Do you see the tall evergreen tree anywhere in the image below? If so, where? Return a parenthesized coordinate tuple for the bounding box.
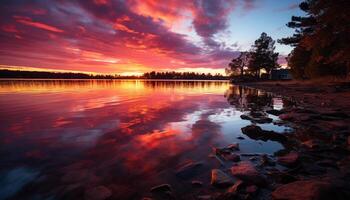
(249, 32, 279, 77)
(280, 0, 350, 78)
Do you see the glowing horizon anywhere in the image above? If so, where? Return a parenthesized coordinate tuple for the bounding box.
(0, 0, 301, 75)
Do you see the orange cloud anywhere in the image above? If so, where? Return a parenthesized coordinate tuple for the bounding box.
(14, 16, 64, 33)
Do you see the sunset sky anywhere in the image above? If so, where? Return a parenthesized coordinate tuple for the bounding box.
(0, 0, 303, 75)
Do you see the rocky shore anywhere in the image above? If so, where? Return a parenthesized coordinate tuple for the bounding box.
(144, 81, 350, 200)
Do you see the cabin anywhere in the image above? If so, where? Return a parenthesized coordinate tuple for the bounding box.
(270, 69, 293, 80)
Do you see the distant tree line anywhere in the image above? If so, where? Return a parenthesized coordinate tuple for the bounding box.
(0, 69, 228, 80)
(225, 32, 279, 80)
(143, 71, 228, 80)
(278, 0, 350, 79)
(0, 69, 137, 79)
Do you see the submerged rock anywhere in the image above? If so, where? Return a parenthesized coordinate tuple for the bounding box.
(266, 109, 284, 116)
(211, 169, 234, 187)
(85, 186, 112, 200)
(175, 161, 203, 179)
(227, 143, 240, 151)
(277, 152, 299, 167)
(272, 180, 333, 200)
(231, 161, 265, 185)
(191, 180, 203, 187)
(241, 125, 287, 143)
(223, 153, 241, 162)
(150, 184, 172, 193)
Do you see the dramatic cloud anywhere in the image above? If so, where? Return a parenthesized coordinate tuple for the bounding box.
(0, 0, 262, 74)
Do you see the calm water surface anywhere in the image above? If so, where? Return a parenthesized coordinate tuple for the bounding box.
(0, 80, 291, 200)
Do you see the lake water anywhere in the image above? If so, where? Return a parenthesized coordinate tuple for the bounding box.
(0, 80, 292, 200)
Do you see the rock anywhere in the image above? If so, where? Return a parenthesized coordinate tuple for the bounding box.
(85, 186, 112, 200)
(227, 143, 240, 151)
(175, 161, 203, 179)
(197, 195, 212, 200)
(277, 152, 299, 167)
(302, 140, 322, 149)
(150, 184, 172, 193)
(261, 154, 275, 166)
(241, 125, 287, 143)
(237, 136, 245, 140)
(266, 109, 284, 116)
(240, 114, 272, 124)
(241, 114, 252, 120)
(272, 180, 333, 200)
(254, 117, 273, 124)
(223, 153, 241, 162)
(191, 180, 203, 187)
(246, 185, 258, 195)
(231, 161, 265, 185)
(211, 169, 234, 187)
(227, 180, 244, 194)
(279, 113, 294, 121)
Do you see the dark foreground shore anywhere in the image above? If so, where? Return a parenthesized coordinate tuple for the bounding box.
(148, 81, 350, 200)
(222, 81, 350, 200)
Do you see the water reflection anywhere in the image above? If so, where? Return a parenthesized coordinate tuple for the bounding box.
(0, 80, 291, 199)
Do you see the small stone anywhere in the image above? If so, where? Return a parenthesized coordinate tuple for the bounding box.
(237, 136, 245, 140)
(231, 161, 265, 185)
(277, 152, 299, 167)
(246, 185, 258, 195)
(227, 143, 240, 151)
(272, 180, 333, 200)
(150, 184, 172, 193)
(197, 195, 212, 200)
(211, 169, 234, 187)
(175, 161, 203, 179)
(266, 109, 284, 116)
(85, 186, 112, 200)
(227, 180, 244, 194)
(191, 180, 203, 187)
(223, 153, 241, 162)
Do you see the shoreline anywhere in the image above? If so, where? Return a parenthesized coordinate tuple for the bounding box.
(230, 81, 350, 200)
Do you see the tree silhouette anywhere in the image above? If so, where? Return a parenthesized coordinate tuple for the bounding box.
(279, 0, 350, 78)
(249, 32, 279, 77)
(226, 52, 249, 77)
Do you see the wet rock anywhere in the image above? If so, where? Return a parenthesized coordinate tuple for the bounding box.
(223, 153, 241, 162)
(175, 161, 203, 179)
(266, 109, 284, 116)
(266, 169, 297, 184)
(191, 180, 203, 187)
(240, 114, 252, 120)
(231, 161, 265, 185)
(211, 169, 234, 187)
(302, 140, 322, 149)
(277, 152, 299, 167)
(227, 180, 244, 194)
(197, 195, 212, 200)
(85, 186, 112, 200)
(261, 154, 275, 166)
(237, 136, 245, 140)
(150, 184, 172, 193)
(272, 180, 333, 200)
(240, 114, 273, 124)
(279, 113, 294, 121)
(246, 185, 258, 195)
(227, 143, 240, 151)
(241, 125, 287, 143)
